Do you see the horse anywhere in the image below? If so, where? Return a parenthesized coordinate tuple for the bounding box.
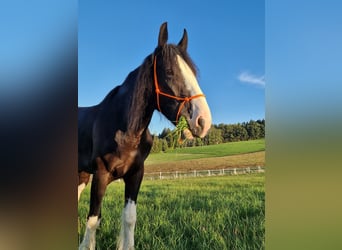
(78, 22, 212, 250)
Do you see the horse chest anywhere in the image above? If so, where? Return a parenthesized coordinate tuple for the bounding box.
(114, 149, 138, 177)
(100, 137, 141, 179)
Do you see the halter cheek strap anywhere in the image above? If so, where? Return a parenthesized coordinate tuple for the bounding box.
(153, 56, 205, 123)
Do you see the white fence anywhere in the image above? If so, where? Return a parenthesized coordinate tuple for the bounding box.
(143, 166, 265, 180)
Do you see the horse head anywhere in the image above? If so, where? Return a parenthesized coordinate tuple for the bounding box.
(153, 22, 212, 138)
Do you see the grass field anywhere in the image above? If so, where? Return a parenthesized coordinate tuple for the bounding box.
(145, 139, 265, 164)
(145, 139, 265, 173)
(78, 174, 265, 249)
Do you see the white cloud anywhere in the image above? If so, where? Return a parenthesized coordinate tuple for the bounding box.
(237, 71, 265, 87)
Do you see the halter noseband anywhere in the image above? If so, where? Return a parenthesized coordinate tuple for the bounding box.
(153, 56, 205, 123)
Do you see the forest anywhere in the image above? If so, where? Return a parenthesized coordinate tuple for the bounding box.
(151, 119, 265, 153)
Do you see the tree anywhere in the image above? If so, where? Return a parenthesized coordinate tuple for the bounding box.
(161, 138, 168, 151)
(159, 128, 171, 138)
(222, 124, 235, 142)
(150, 119, 265, 151)
(245, 120, 262, 140)
(257, 119, 265, 138)
(205, 126, 223, 145)
(151, 136, 162, 153)
(232, 124, 248, 141)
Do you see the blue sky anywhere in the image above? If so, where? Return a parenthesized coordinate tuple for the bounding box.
(78, 0, 265, 134)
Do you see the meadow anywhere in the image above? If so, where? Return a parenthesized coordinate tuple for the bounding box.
(78, 174, 265, 250)
(145, 139, 265, 173)
(145, 139, 265, 164)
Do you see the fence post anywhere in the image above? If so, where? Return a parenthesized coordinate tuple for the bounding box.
(159, 172, 162, 179)
(233, 168, 237, 175)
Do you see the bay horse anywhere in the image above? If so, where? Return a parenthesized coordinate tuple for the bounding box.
(78, 22, 212, 250)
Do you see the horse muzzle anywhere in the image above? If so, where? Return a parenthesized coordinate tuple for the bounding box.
(188, 98, 212, 138)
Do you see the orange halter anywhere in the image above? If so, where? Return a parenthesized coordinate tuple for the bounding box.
(153, 56, 205, 123)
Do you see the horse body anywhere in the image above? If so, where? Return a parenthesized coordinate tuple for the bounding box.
(78, 65, 154, 250)
(78, 22, 211, 250)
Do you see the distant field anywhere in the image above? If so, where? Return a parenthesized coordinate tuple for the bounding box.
(146, 139, 265, 164)
(79, 174, 265, 249)
(145, 151, 264, 173)
(145, 139, 265, 173)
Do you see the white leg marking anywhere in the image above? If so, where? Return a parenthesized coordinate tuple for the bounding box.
(117, 199, 136, 250)
(79, 215, 100, 250)
(78, 183, 86, 202)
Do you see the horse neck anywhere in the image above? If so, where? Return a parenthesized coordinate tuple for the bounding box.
(125, 63, 155, 134)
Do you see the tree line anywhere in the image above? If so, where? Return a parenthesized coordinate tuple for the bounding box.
(151, 119, 265, 153)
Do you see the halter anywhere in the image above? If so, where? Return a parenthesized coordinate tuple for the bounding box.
(153, 56, 205, 123)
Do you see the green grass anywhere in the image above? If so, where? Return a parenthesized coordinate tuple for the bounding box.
(146, 139, 265, 165)
(79, 174, 265, 249)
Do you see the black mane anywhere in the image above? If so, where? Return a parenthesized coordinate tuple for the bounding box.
(127, 54, 154, 132)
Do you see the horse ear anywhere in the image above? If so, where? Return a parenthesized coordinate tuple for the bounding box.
(158, 22, 168, 47)
(178, 28, 188, 51)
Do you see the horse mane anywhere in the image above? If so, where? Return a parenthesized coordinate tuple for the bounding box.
(127, 54, 154, 132)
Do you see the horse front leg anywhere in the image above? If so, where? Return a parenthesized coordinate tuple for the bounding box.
(79, 157, 113, 250)
(117, 164, 144, 250)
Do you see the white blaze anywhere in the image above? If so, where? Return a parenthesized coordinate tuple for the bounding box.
(176, 55, 203, 96)
(117, 199, 137, 250)
(176, 55, 212, 137)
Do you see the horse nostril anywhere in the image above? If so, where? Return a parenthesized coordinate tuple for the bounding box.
(198, 117, 205, 129)
(192, 116, 208, 138)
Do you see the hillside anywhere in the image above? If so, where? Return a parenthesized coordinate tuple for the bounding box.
(145, 139, 265, 173)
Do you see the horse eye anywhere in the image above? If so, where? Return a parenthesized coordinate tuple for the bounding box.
(165, 69, 173, 76)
